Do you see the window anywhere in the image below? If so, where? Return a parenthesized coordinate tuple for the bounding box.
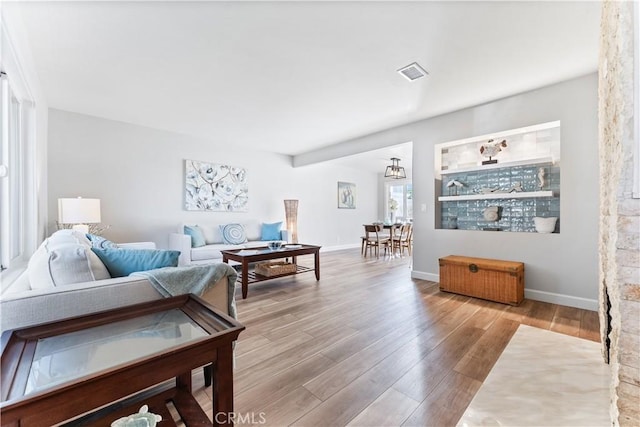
(385, 181, 413, 222)
(0, 72, 28, 271)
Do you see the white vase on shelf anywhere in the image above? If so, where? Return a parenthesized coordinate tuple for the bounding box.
(534, 217, 557, 233)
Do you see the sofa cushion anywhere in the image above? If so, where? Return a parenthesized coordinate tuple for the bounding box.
(92, 248, 180, 277)
(28, 245, 56, 289)
(261, 222, 283, 241)
(51, 245, 111, 285)
(243, 220, 262, 241)
(4, 270, 30, 295)
(184, 225, 206, 248)
(48, 229, 92, 247)
(198, 224, 223, 245)
(29, 230, 111, 290)
(29, 243, 111, 289)
(191, 244, 241, 261)
(220, 223, 248, 245)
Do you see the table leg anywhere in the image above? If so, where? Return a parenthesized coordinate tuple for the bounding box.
(204, 364, 213, 387)
(176, 371, 192, 393)
(213, 345, 234, 426)
(242, 261, 249, 299)
(314, 250, 320, 280)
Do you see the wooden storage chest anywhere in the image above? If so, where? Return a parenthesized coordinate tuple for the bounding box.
(439, 255, 524, 306)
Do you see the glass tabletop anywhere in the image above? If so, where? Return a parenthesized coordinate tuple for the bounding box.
(24, 309, 208, 395)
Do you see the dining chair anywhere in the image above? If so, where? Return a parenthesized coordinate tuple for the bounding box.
(389, 223, 403, 255)
(393, 223, 413, 256)
(362, 224, 390, 258)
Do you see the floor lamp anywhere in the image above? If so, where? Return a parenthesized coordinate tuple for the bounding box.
(284, 200, 298, 244)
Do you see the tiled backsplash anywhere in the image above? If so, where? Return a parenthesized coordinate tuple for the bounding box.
(439, 164, 560, 233)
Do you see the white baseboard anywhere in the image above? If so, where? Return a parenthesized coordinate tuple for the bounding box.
(409, 271, 598, 311)
(411, 270, 439, 282)
(524, 289, 598, 311)
(320, 243, 360, 252)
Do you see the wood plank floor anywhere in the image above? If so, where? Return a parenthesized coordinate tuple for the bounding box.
(186, 248, 600, 426)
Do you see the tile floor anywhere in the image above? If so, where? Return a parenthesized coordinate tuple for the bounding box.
(457, 324, 610, 427)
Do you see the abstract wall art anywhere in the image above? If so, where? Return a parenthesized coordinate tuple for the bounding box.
(185, 159, 248, 211)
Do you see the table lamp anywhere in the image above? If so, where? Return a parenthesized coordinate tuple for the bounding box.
(58, 197, 101, 234)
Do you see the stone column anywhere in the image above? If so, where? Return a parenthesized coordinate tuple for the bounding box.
(598, 1, 639, 425)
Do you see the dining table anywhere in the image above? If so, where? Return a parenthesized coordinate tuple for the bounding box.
(366, 223, 407, 256)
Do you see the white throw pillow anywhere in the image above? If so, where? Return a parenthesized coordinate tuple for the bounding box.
(198, 224, 223, 244)
(28, 245, 56, 289)
(49, 245, 110, 286)
(47, 229, 92, 247)
(243, 221, 261, 241)
(28, 234, 111, 290)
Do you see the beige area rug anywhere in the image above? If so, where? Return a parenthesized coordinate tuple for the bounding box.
(457, 325, 610, 427)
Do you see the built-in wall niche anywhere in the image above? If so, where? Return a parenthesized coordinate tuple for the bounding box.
(434, 121, 561, 233)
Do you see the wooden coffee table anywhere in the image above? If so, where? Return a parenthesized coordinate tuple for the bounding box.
(221, 244, 321, 299)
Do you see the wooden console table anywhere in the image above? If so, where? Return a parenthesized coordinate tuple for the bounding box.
(222, 244, 321, 299)
(0, 295, 244, 426)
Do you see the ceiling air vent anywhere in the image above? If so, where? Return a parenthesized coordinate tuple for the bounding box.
(397, 62, 428, 81)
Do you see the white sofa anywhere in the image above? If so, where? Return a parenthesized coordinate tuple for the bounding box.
(169, 220, 288, 266)
(1, 232, 234, 333)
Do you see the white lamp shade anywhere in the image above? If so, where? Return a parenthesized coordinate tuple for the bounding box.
(58, 198, 101, 224)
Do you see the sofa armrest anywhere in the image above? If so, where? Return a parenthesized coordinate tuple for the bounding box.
(280, 229, 289, 242)
(199, 276, 230, 316)
(169, 233, 191, 266)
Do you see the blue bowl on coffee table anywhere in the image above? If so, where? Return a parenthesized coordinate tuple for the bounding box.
(268, 241, 283, 251)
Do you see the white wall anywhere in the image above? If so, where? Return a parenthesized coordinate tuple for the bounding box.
(297, 74, 599, 310)
(47, 109, 378, 250)
(48, 74, 599, 309)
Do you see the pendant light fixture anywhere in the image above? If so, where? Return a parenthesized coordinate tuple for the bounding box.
(384, 157, 406, 179)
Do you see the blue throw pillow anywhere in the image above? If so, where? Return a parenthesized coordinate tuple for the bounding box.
(261, 222, 282, 241)
(86, 233, 119, 249)
(184, 225, 206, 248)
(219, 223, 247, 245)
(91, 248, 180, 277)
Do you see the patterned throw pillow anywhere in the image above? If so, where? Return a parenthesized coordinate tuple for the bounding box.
(86, 233, 119, 249)
(219, 223, 248, 245)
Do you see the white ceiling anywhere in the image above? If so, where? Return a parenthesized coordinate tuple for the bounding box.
(330, 141, 413, 174)
(9, 1, 600, 159)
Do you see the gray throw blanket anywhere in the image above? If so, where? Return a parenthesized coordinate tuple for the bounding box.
(131, 263, 238, 319)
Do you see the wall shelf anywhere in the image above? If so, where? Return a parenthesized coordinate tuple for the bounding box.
(438, 191, 554, 202)
(440, 157, 554, 175)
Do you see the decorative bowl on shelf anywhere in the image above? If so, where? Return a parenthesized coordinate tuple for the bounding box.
(267, 241, 283, 250)
(534, 217, 557, 233)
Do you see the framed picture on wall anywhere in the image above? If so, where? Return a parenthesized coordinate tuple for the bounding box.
(337, 182, 356, 209)
(184, 159, 248, 211)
